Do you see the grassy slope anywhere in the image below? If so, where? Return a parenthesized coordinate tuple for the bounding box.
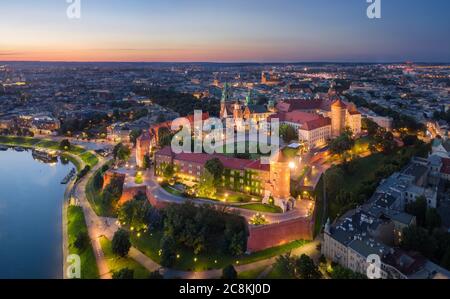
(67, 206, 99, 279)
(0, 136, 99, 168)
(131, 230, 308, 272)
(99, 236, 150, 279)
(239, 203, 283, 214)
(85, 167, 116, 217)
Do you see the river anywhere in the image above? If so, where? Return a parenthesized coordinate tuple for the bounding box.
(0, 148, 72, 279)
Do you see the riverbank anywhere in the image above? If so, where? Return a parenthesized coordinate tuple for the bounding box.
(0, 136, 101, 279)
(0, 136, 99, 168)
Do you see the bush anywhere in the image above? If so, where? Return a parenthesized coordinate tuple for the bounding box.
(112, 268, 134, 279)
(74, 231, 89, 252)
(112, 229, 131, 257)
(160, 235, 176, 267)
(148, 270, 164, 279)
(222, 265, 237, 279)
(77, 165, 91, 181)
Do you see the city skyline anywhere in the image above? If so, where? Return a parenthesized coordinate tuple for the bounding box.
(1, 0, 450, 63)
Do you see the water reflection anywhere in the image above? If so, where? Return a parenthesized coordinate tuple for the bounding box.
(0, 148, 72, 279)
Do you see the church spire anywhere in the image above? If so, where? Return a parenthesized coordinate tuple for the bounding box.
(245, 89, 253, 106)
(221, 82, 230, 103)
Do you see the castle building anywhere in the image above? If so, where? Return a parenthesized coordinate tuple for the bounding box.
(135, 112, 209, 168)
(154, 147, 294, 211)
(276, 98, 362, 138)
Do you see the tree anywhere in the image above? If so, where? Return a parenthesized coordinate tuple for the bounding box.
(330, 264, 366, 279)
(112, 268, 134, 279)
(274, 254, 296, 278)
(295, 254, 322, 279)
(93, 171, 104, 190)
(112, 229, 131, 257)
(142, 154, 151, 170)
(362, 118, 379, 136)
(425, 208, 442, 231)
(156, 114, 166, 123)
(113, 143, 131, 161)
(401, 226, 437, 258)
(222, 265, 237, 279)
(102, 176, 124, 205)
(129, 129, 143, 146)
(74, 232, 89, 251)
(406, 196, 427, 226)
(160, 235, 177, 267)
(163, 163, 175, 180)
(280, 124, 298, 143)
(148, 270, 164, 279)
(205, 158, 224, 184)
(402, 134, 419, 146)
(329, 129, 354, 158)
(196, 171, 217, 198)
(158, 127, 173, 148)
(59, 139, 71, 150)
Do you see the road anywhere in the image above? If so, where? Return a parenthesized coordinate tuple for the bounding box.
(145, 170, 312, 223)
(72, 158, 114, 279)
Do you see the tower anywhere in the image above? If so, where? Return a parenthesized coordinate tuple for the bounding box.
(268, 99, 275, 112)
(220, 83, 231, 119)
(267, 150, 291, 200)
(136, 132, 151, 168)
(233, 101, 242, 119)
(245, 89, 253, 106)
(331, 99, 347, 137)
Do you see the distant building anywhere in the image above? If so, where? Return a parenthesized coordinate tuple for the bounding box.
(359, 107, 394, 131)
(276, 98, 362, 138)
(220, 85, 273, 123)
(261, 72, 280, 86)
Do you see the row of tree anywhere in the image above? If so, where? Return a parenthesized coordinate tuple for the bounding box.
(401, 197, 450, 270)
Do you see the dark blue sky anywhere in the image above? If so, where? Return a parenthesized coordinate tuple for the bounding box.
(1, 0, 449, 62)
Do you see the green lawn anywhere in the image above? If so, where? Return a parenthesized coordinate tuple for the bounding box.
(265, 263, 295, 279)
(61, 153, 82, 171)
(325, 143, 429, 220)
(67, 206, 99, 279)
(0, 135, 99, 168)
(239, 203, 283, 214)
(99, 236, 150, 279)
(79, 151, 99, 168)
(238, 266, 268, 279)
(0, 135, 42, 146)
(161, 183, 185, 197)
(131, 230, 308, 272)
(36, 139, 60, 149)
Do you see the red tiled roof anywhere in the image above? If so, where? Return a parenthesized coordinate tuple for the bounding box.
(277, 99, 325, 112)
(270, 111, 319, 124)
(302, 117, 332, 131)
(270, 111, 331, 131)
(246, 160, 270, 172)
(155, 147, 270, 172)
(155, 146, 174, 157)
(441, 158, 450, 175)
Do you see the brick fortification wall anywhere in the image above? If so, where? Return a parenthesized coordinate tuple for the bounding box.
(247, 217, 314, 253)
(102, 171, 126, 190)
(119, 185, 148, 205)
(146, 189, 169, 210)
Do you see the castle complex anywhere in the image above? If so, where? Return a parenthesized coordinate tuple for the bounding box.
(134, 84, 362, 211)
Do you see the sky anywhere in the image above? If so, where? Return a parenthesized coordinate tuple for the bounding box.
(0, 0, 449, 63)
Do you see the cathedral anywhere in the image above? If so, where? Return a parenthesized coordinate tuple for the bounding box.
(219, 83, 274, 123)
